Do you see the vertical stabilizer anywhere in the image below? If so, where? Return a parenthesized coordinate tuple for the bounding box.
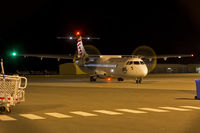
(77, 36, 88, 58)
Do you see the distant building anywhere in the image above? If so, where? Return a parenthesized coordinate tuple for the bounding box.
(59, 63, 86, 75)
(152, 64, 200, 73)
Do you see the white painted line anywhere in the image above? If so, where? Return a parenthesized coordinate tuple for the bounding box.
(116, 109, 147, 114)
(70, 111, 98, 116)
(93, 110, 123, 115)
(45, 113, 72, 118)
(0, 115, 16, 121)
(139, 108, 170, 112)
(159, 107, 192, 111)
(180, 106, 200, 110)
(19, 114, 46, 120)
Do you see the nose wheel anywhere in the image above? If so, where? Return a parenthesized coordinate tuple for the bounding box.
(117, 77, 124, 81)
(136, 78, 142, 84)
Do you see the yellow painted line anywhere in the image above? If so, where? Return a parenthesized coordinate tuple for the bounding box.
(70, 111, 98, 116)
(139, 108, 170, 112)
(93, 110, 123, 115)
(0, 115, 16, 121)
(180, 106, 200, 110)
(116, 109, 147, 114)
(159, 107, 192, 111)
(20, 114, 46, 120)
(45, 113, 72, 118)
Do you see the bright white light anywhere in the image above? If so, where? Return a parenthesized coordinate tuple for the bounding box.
(100, 55, 122, 58)
(69, 37, 73, 40)
(84, 64, 117, 68)
(110, 69, 114, 73)
(87, 37, 90, 40)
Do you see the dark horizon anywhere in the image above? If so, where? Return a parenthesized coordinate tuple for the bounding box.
(0, 0, 200, 73)
(0, 1, 200, 54)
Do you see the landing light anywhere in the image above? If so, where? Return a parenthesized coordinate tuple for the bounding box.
(107, 77, 111, 81)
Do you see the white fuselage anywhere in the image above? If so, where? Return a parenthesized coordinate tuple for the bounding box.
(77, 57, 148, 79)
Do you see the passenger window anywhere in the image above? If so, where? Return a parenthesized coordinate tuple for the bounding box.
(134, 61, 140, 65)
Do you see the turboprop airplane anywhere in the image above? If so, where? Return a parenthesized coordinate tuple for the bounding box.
(16, 32, 193, 83)
(71, 35, 194, 83)
(75, 35, 148, 83)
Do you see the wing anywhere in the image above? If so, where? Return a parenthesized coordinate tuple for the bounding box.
(18, 54, 74, 60)
(17, 53, 193, 63)
(87, 54, 194, 61)
(141, 54, 194, 61)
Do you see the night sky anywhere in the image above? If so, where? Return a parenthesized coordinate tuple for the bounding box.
(0, 0, 200, 72)
(56, 0, 200, 55)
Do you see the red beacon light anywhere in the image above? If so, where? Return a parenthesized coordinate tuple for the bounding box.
(76, 31, 80, 36)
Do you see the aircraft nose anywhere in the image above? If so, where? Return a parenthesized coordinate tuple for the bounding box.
(140, 66, 148, 77)
(143, 67, 148, 77)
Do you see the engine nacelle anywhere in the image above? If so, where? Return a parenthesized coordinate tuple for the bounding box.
(94, 70, 107, 78)
(77, 56, 90, 66)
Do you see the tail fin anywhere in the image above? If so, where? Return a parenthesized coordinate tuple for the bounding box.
(77, 36, 88, 58)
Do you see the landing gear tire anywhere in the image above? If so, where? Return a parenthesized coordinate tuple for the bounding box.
(0, 106, 6, 113)
(5, 107, 11, 113)
(0, 106, 11, 114)
(90, 76, 96, 82)
(117, 78, 124, 81)
(136, 78, 142, 84)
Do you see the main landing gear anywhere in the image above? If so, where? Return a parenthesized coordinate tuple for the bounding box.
(90, 75, 97, 82)
(117, 77, 124, 81)
(136, 78, 142, 84)
(0, 106, 11, 114)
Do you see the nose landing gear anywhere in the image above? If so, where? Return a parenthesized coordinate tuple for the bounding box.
(117, 77, 124, 81)
(136, 78, 142, 84)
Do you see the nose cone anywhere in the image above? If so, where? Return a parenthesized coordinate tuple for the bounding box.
(142, 66, 148, 77)
(137, 65, 148, 77)
(133, 65, 148, 77)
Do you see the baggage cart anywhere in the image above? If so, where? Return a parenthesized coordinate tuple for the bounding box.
(0, 59, 27, 113)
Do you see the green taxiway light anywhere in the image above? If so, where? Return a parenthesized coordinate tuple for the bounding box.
(12, 52, 17, 56)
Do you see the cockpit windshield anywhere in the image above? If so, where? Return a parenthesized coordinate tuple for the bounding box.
(126, 61, 133, 65)
(134, 61, 140, 65)
(129, 61, 133, 65)
(126, 60, 145, 65)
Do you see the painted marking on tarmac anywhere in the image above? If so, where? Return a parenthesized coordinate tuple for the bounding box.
(139, 108, 170, 112)
(70, 111, 98, 116)
(180, 106, 200, 110)
(19, 114, 46, 120)
(0, 115, 16, 121)
(93, 110, 123, 115)
(116, 109, 147, 114)
(159, 107, 192, 111)
(45, 113, 72, 118)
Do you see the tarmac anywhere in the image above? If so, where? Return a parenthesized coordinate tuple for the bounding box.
(0, 73, 200, 133)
